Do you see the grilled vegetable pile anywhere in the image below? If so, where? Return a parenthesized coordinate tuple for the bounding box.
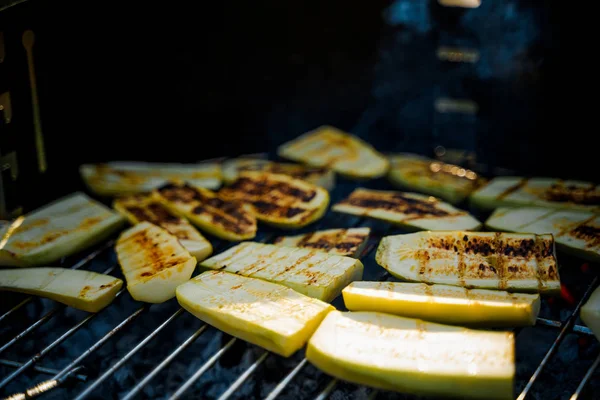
(333, 188, 481, 231)
(277, 125, 389, 179)
(0, 192, 124, 267)
(219, 171, 329, 229)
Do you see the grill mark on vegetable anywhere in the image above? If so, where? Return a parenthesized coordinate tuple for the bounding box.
(496, 178, 529, 200)
(569, 223, 600, 248)
(339, 191, 454, 219)
(296, 232, 316, 247)
(226, 177, 316, 202)
(147, 203, 180, 223)
(270, 251, 318, 280)
(545, 183, 600, 205)
(237, 248, 282, 276)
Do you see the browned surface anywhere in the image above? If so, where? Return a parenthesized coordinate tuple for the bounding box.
(546, 183, 600, 205)
(239, 163, 329, 180)
(569, 223, 600, 248)
(275, 229, 367, 256)
(338, 190, 454, 218)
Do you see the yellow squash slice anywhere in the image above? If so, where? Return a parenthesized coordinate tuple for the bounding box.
(277, 125, 389, 179)
(306, 311, 515, 400)
(176, 271, 334, 357)
(387, 153, 483, 204)
(200, 242, 363, 302)
(115, 222, 197, 303)
(342, 281, 540, 327)
(221, 158, 335, 190)
(218, 171, 329, 229)
(486, 207, 600, 263)
(113, 194, 212, 261)
(0, 192, 125, 267)
(581, 285, 600, 341)
(0, 267, 122, 312)
(332, 188, 481, 231)
(79, 161, 222, 196)
(469, 176, 600, 213)
(273, 227, 370, 257)
(153, 182, 257, 241)
(376, 231, 560, 293)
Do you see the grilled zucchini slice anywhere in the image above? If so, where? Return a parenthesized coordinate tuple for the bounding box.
(376, 231, 560, 293)
(0, 192, 125, 267)
(200, 242, 363, 302)
(113, 194, 212, 261)
(153, 182, 257, 241)
(277, 125, 389, 179)
(218, 171, 329, 229)
(306, 311, 515, 400)
(0, 267, 122, 312)
(469, 177, 600, 213)
(485, 207, 600, 263)
(387, 153, 483, 204)
(332, 188, 481, 231)
(176, 271, 334, 357)
(221, 158, 335, 190)
(115, 222, 197, 303)
(80, 161, 222, 196)
(581, 285, 600, 342)
(273, 227, 370, 257)
(342, 281, 540, 327)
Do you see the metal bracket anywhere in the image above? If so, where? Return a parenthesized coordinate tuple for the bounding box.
(0, 151, 18, 181)
(0, 91, 12, 124)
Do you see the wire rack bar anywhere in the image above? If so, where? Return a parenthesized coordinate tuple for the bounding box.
(2, 366, 85, 400)
(263, 358, 308, 400)
(314, 379, 338, 400)
(569, 352, 600, 400)
(0, 359, 87, 382)
(73, 308, 185, 400)
(216, 351, 270, 400)
(0, 305, 65, 356)
(536, 318, 593, 336)
(168, 336, 238, 400)
(517, 276, 599, 400)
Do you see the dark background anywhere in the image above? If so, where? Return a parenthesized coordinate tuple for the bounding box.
(0, 0, 593, 212)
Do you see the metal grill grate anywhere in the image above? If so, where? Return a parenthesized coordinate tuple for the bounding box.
(1, 176, 599, 400)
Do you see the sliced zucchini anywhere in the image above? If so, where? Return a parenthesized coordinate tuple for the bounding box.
(387, 153, 483, 204)
(115, 221, 197, 303)
(153, 182, 257, 241)
(469, 177, 600, 213)
(332, 188, 481, 231)
(342, 281, 540, 327)
(218, 171, 329, 229)
(200, 242, 363, 302)
(113, 194, 212, 261)
(221, 158, 335, 190)
(0, 192, 125, 267)
(306, 311, 515, 400)
(0, 267, 122, 312)
(176, 271, 334, 357)
(581, 284, 600, 342)
(375, 231, 560, 293)
(486, 207, 600, 263)
(277, 125, 389, 179)
(273, 227, 370, 257)
(80, 161, 222, 196)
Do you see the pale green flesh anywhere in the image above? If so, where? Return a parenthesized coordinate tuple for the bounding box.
(486, 207, 600, 263)
(581, 285, 600, 342)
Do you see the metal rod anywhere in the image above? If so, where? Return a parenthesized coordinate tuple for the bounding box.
(0, 240, 114, 324)
(517, 277, 599, 400)
(2, 366, 85, 400)
(53, 305, 147, 381)
(0, 305, 64, 356)
(0, 359, 87, 382)
(73, 308, 185, 400)
(217, 351, 270, 400)
(0, 286, 123, 389)
(570, 352, 600, 400)
(122, 324, 209, 400)
(264, 358, 308, 400)
(314, 379, 337, 400)
(168, 337, 238, 400)
(536, 318, 593, 336)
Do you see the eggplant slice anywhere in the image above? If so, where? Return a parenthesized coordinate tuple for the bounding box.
(470, 176, 600, 213)
(113, 194, 213, 261)
(218, 171, 329, 229)
(80, 161, 222, 196)
(153, 182, 257, 241)
(486, 207, 600, 262)
(221, 158, 335, 190)
(332, 188, 481, 231)
(273, 227, 370, 257)
(376, 231, 560, 293)
(0, 192, 125, 267)
(277, 125, 389, 179)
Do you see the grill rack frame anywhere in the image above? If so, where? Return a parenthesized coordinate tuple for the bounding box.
(0, 174, 598, 400)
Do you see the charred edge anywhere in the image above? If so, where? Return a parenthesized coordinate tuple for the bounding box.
(545, 183, 600, 205)
(341, 192, 451, 217)
(227, 177, 317, 202)
(570, 224, 600, 248)
(496, 178, 528, 200)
